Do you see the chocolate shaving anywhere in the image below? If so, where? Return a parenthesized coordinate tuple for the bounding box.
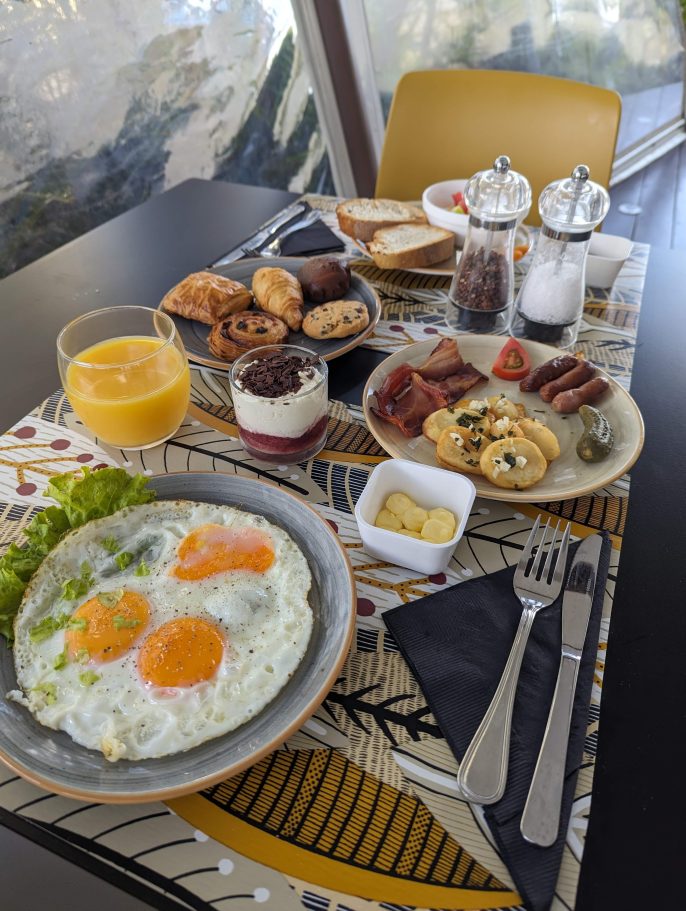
(239, 351, 318, 397)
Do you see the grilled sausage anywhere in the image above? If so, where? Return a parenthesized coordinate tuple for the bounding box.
(519, 355, 579, 392)
(539, 360, 595, 402)
(551, 377, 610, 413)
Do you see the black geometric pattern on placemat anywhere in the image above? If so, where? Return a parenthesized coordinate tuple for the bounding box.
(584, 703, 601, 758)
(326, 677, 441, 745)
(356, 627, 400, 655)
(308, 461, 370, 514)
(35, 388, 73, 427)
(535, 495, 626, 538)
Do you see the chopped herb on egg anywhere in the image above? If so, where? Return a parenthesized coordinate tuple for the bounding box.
(76, 648, 90, 663)
(134, 560, 150, 577)
(114, 551, 134, 571)
(96, 589, 124, 609)
(31, 682, 57, 704)
(79, 670, 100, 687)
(61, 562, 94, 601)
(67, 617, 87, 632)
(101, 536, 119, 554)
(30, 612, 72, 643)
(53, 650, 67, 670)
(112, 615, 141, 630)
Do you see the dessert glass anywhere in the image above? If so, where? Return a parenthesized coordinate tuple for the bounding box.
(229, 345, 329, 464)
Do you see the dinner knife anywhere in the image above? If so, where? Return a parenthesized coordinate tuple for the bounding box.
(520, 533, 602, 847)
(212, 200, 308, 265)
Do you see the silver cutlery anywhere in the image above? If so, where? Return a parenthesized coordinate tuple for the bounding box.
(457, 516, 571, 805)
(212, 200, 308, 266)
(520, 533, 602, 846)
(242, 209, 320, 258)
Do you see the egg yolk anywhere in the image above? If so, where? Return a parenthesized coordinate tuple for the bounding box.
(65, 590, 150, 664)
(138, 617, 224, 687)
(171, 523, 274, 580)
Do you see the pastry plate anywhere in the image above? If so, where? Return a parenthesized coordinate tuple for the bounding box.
(363, 335, 644, 502)
(352, 225, 531, 277)
(0, 472, 355, 803)
(162, 257, 381, 370)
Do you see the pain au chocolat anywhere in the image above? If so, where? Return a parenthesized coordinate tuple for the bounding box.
(161, 271, 253, 325)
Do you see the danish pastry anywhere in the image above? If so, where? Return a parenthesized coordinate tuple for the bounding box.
(208, 311, 288, 361)
(161, 272, 252, 325)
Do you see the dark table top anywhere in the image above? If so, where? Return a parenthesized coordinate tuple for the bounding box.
(0, 179, 681, 908)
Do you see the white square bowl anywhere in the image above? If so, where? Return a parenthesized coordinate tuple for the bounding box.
(586, 232, 633, 288)
(354, 459, 476, 575)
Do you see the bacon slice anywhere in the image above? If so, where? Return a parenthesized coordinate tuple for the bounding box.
(415, 337, 464, 380)
(373, 363, 414, 415)
(430, 363, 488, 402)
(372, 372, 447, 438)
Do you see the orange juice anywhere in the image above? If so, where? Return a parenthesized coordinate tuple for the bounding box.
(65, 336, 190, 449)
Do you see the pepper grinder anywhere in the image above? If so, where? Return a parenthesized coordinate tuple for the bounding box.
(448, 155, 531, 332)
(510, 165, 610, 348)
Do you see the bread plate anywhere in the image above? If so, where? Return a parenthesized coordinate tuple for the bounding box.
(0, 473, 355, 803)
(162, 257, 380, 370)
(352, 225, 531, 277)
(363, 335, 644, 503)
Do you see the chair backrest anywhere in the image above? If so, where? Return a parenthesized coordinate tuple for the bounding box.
(375, 70, 621, 226)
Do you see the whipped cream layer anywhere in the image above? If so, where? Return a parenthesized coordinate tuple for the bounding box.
(233, 360, 327, 440)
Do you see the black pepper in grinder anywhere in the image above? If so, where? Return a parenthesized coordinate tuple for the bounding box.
(449, 156, 531, 332)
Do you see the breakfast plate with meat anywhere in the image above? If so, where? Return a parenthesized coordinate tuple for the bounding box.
(159, 256, 381, 370)
(363, 335, 644, 502)
(0, 469, 354, 802)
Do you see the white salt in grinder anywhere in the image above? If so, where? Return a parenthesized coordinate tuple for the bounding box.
(510, 165, 610, 348)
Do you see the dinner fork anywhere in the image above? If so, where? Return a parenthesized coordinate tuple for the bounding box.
(457, 516, 571, 805)
(242, 210, 320, 258)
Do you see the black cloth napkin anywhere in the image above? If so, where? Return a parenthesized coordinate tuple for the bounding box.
(383, 532, 611, 911)
(279, 218, 345, 257)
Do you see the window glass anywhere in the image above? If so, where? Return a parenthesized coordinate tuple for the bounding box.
(364, 0, 685, 153)
(0, 0, 333, 277)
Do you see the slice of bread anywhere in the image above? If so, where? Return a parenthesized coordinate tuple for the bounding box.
(336, 198, 426, 243)
(367, 224, 455, 270)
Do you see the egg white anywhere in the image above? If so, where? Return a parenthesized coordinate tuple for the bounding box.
(10, 500, 313, 761)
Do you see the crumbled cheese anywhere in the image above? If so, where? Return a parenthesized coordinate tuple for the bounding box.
(493, 416, 512, 434)
(450, 433, 465, 447)
(515, 455, 528, 469)
(469, 399, 489, 411)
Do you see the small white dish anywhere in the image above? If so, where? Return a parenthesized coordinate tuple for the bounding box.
(422, 179, 470, 244)
(586, 233, 633, 288)
(355, 459, 476, 575)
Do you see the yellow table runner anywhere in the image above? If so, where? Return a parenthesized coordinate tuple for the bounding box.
(0, 196, 646, 911)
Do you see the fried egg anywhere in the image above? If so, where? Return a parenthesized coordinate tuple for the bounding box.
(10, 501, 313, 761)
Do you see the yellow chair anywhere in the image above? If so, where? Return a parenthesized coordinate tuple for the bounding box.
(375, 70, 621, 226)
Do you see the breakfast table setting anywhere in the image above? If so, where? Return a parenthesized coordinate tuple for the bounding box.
(0, 173, 680, 911)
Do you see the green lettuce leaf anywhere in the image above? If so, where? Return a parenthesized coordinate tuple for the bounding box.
(0, 467, 155, 644)
(45, 467, 155, 528)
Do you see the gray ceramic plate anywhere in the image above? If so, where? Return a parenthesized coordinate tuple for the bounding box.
(0, 473, 355, 803)
(162, 257, 381, 369)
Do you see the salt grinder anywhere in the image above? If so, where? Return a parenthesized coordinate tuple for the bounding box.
(510, 165, 610, 348)
(448, 155, 531, 332)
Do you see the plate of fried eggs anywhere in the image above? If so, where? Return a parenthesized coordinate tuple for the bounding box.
(0, 473, 355, 802)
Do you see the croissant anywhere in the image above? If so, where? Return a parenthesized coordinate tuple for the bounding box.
(252, 267, 304, 331)
(161, 272, 252, 325)
(208, 311, 289, 361)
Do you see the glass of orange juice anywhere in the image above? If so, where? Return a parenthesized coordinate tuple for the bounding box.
(57, 306, 191, 449)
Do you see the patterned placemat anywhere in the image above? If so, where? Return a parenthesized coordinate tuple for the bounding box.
(0, 196, 647, 911)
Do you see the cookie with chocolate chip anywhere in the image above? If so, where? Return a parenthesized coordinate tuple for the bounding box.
(302, 300, 370, 340)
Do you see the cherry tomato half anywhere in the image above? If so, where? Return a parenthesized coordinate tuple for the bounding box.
(491, 338, 531, 381)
